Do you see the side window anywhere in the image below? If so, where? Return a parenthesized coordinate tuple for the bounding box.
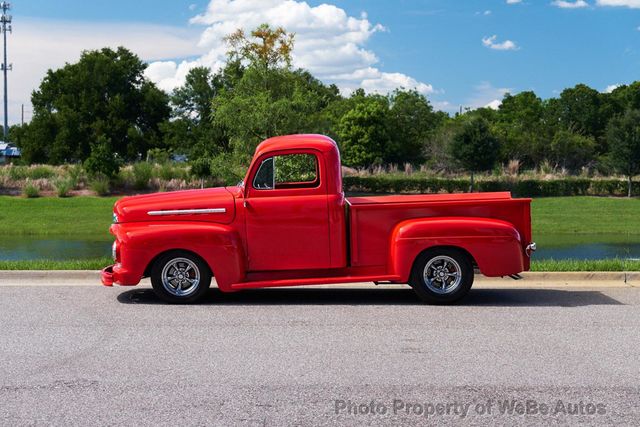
(253, 157, 274, 189)
(253, 154, 319, 190)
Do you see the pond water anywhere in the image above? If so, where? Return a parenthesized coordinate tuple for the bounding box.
(1, 234, 640, 261)
(0, 237, 111, 261)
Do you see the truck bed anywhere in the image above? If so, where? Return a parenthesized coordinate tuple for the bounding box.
(346, 192, 532, 268)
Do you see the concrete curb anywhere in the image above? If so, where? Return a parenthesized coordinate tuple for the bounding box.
(0, 270, 637, 288)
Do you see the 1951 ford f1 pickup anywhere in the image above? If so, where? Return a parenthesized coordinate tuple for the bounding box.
(102, 134, 535, 304)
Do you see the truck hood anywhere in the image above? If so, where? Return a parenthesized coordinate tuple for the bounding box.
(113, 187, 236, 224)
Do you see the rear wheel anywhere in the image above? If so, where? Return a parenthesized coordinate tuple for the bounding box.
(150, 251, 212, 304)
(409, 248, 474, 304)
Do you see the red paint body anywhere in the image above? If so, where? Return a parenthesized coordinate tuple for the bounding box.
(102, 134, 533, 290)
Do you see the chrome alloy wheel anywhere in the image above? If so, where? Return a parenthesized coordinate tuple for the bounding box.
(161, 257, 201, 297)
(422, 255, 463, 295)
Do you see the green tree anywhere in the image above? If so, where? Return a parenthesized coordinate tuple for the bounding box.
(23, 47, 169, 164)
(386, 90, 439, 165)
(164, 66, 229, 159)
(607, 109, 640, 197)
(494, 91, 550, 166)
(337, 96, 389, 168)
(549, 130, 596, 171)
(213, 25, 338, 157)
(449, 117, 499, 191)
(553, 84, 604, 140)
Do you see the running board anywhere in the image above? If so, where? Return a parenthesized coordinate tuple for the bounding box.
(230, 275, 402, 290)
(509, 274, 523, 280)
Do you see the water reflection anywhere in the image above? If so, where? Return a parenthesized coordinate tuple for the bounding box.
(0, 236, 110, 261)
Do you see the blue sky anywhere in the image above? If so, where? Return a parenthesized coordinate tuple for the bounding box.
(9, 0, 640, 123)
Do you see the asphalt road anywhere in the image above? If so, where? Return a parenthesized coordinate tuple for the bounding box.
(1, 282, 639, 426)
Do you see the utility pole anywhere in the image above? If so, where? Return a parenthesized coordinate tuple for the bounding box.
(0, 2, 11, 142)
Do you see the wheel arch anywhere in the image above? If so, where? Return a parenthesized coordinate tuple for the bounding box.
(390, 217, 526, 281)
(113, 222, 246, 291)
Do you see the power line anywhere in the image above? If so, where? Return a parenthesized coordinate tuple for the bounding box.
(1, 1, 11, 142)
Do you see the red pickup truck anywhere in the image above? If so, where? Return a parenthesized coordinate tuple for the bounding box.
(102, 134, 535, 304)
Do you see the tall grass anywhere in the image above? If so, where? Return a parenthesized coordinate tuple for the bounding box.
(0, 257, 113, 270)
(531, 258, 640, 272)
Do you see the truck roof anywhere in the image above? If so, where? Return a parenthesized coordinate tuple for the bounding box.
(254, 134, 339, 158)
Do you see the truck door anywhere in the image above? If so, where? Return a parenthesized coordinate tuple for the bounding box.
(244, 151, 331, 271)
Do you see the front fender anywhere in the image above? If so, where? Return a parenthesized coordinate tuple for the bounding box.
(111, 222, 246, 290)
(390, 217, 525, 281)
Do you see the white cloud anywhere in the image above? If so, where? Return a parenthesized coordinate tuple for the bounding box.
(6, 19, 204, 125)
(507, 0, 523, 4)
(482, 35, 520, 50)
(551, 1, 590, 8)
(604, 84, 621, 93)
(146, 0, 435, 97)
(467, 82, 512, 109)
(596, 0, 640, 7)
(485, 99, 503, 110)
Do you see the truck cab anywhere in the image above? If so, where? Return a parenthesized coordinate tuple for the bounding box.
(102, 134, 535, 304)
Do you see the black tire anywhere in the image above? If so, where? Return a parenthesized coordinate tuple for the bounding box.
(409, 247, 474, 304)
(150, 250, 212, 304)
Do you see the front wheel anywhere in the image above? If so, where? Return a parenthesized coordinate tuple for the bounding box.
(150, 251, 212, 304)
(409, 248, 474, 304)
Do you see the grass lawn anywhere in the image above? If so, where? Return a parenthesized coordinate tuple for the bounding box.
(532, 196, 640, 235)
(0, 196, 117, 238)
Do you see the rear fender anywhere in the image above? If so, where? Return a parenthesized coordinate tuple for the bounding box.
(390, 217, 525, 280)
(111, 222, 245, 290)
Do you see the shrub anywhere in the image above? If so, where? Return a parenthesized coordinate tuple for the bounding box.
(22, 181, 40, 198)
(27, 165, 57, 180)
(342, 175, 640, 197)
(84, 138, 121, 179)
(146, 148, 171, 164)
(89, 175, 110, 196)
(132, 162, 153, 190)
(190, 157, 212, 188)
(64, 164, 85, 189)
(53, 178, 73, 198)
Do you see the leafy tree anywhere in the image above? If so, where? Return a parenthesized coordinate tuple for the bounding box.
(449, 117, 499, 191)
(23, 47, 169, 164)
(549, 130, 596, 171)
(386, 90, 439, 165)
(607, 109, 640, 197)
(494, 92, 550, 165)
(337, 96, 389, 168)
(213, 25, 337, 157)
(164, 66, 230, 159)
(553, 84, 604, 141)
(225, 24, 294, 71)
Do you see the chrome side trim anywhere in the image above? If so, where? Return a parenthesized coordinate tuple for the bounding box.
(147, 208, 227, 216)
